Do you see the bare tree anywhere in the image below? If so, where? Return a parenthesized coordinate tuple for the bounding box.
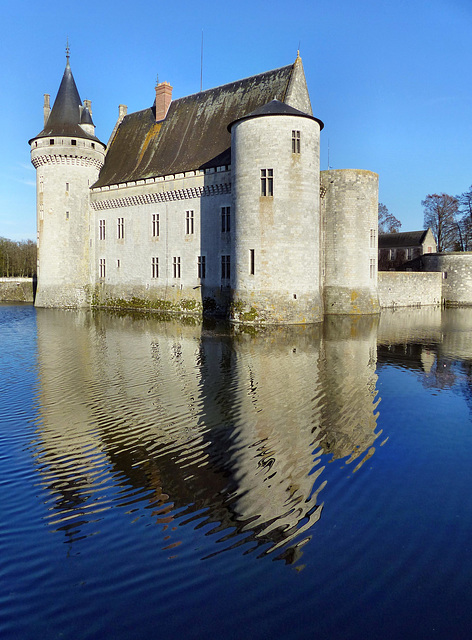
(422, 193, 459, 252)
(0, 237, 37, 277)
(456, 186, 472, 251)
(378, 203, 402, 233)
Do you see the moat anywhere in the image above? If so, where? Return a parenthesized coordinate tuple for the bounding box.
(1, 303, 472, 639)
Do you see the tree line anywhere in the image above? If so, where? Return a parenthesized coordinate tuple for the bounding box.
(0, 238, 37, 278)
(379, 185, 472, 253)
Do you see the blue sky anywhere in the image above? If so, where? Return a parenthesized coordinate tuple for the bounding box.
(1, 0, 471, 240)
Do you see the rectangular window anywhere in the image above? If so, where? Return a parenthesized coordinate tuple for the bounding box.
(152, 257, 159, 278)
(186, 210, 194, 235)
(65, 211, 69, 220)
(221, 207, 230, 233)
(221, 255, 231, 280)
(370, 258, 376, 279)
(71, 139, 77, 146)
(198, 255, 206, 279)
(117, 217, 124, 239)
(173, 256, 181, 278)
(389, 249, 395, 261)
(152, 213, 160, 237)
(261, 169, 273, 196)
(65, 182, 69, 193)
(370, 228, 376, 248)
(407, 248, 413, 260)
(99, 258, 106, 279)
(292, 130, 301, 153)
(250, 249, 255, 275)
(99, 219, 106, 240)
(49, 139, 54, 145)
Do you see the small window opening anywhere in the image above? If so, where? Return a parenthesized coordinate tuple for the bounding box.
(250, 249, 255, 275)
(71, 139, 77, 146)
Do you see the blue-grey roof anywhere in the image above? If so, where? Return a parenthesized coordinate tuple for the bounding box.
(30, 60, 103, 144)
(228, 99, 324, 131)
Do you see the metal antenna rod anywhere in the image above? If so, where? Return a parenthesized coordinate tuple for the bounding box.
(200, 30, 204, 92)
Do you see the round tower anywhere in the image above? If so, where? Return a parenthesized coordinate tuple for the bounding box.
(229, 100, 324, 324)
(321, 169, 380, 315)
(29, 53, 106, 308)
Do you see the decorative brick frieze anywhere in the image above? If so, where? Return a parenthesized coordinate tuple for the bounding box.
(91, 182, 231, 210)
(31, 154, 104, 170)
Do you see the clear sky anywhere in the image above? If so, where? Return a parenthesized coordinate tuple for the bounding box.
(1, 0, 471, 240)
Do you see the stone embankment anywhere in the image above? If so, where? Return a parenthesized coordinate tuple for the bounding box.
(0, 278, 34, 302)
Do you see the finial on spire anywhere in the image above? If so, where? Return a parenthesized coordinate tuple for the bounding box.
(66, 38, 70, 65)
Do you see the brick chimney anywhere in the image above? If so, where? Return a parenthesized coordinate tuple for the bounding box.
(155, 81, 173, 122)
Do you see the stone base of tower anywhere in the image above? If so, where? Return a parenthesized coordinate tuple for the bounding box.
(34, 284, 91, 309)
(324, 286, 380, 315)
(230, 290, 323, 325)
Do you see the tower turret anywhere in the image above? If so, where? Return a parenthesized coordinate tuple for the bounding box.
(29, 52, 106, 307)
(229, 99, 324, 323)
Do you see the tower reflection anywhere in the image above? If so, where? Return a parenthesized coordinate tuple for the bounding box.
(33, 310, 381, 561)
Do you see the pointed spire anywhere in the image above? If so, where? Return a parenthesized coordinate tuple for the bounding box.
(29, 50, 104, 146)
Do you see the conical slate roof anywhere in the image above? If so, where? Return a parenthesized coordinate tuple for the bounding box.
(228, 98, 324, 131)
(30, 59, 103, 144)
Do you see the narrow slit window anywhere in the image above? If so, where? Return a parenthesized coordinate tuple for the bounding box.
(250, 249, 255, 275)
(370, 258, 376, 279)
(221, 207, 230, 233)
(221, 255, 230, 280)
(186, 210, 194, 235)
(198, 255, 206, 279)
(370, 228, 376, 248)
(152, 213, 160, 237)
(117, 217, 124, 239)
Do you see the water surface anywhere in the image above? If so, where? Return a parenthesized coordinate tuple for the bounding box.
(1, 304, 472, 639)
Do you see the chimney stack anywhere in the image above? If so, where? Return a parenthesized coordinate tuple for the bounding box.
(83, 99, 92, 116)
(155, 81, 172, 122)
(43, 94, 50, 126)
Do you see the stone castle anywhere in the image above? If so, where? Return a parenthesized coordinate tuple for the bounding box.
(29, 52, 388, 323)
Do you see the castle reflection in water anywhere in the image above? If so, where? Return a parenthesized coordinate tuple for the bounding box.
(31, 306, 472, 561)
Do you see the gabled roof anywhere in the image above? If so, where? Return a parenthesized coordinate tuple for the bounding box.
(30, 59, 103, 144)
(378, 230, 430, 249)
(94, 57, 316, 188)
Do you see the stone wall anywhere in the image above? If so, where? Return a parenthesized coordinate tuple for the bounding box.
(0, 278, 34, 302)
(422, 253, 472, 306)
(321, 169, 379, 314)
(378, 272, 442, 308)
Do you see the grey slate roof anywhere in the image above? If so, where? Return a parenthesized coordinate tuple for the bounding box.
(30, 61, 103, 144)
(378, 230, 429, 248)
(95, 60, 316, 188)
(228, 99, 324, 131)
